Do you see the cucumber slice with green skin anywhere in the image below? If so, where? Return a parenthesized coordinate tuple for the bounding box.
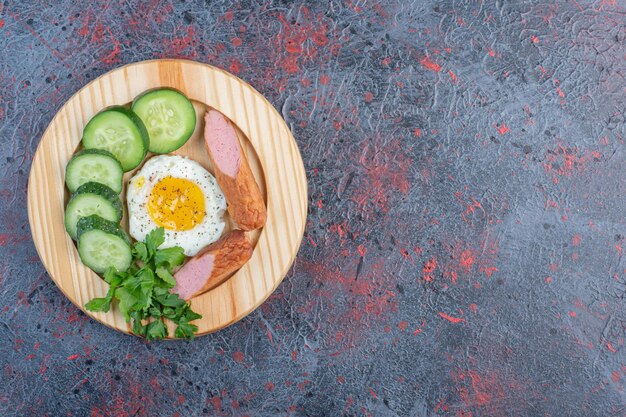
(65, 149, 124, 193)
(82, 106, 149, 172)
(64, 182, 123, 240)
(77, 215, 132, 274)
(132, 88, 196, 154)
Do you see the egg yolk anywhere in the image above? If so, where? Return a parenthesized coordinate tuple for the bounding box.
(147, 176, 205, 231)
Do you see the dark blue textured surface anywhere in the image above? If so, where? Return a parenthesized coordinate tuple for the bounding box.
(1, 1, 625, 416)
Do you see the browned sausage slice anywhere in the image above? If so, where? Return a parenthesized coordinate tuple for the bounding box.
(204, 110, 266, 230)
(172, 230, 253, 300)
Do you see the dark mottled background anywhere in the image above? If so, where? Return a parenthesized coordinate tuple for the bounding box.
(1, 0, 625, 416)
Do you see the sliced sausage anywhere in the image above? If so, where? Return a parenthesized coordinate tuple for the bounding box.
(172, 230, 253, 300)
(204, 110, 266, 231)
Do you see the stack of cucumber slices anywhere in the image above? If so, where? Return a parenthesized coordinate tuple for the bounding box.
(64, 88, 196, 274)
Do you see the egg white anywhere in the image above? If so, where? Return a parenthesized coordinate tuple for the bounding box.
(127, 155, 226, 256)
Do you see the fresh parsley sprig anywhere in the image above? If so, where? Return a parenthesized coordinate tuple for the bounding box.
(85, 227, 201, 340)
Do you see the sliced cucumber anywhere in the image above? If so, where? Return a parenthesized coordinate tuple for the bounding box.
(82, 106, 149, 172)
(65, 149, 124, 193)
(65, 182, 122, 240)
(132, 88, 196, 154)
(77, 215, 132, 274)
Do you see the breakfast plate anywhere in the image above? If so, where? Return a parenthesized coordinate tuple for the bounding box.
(27, 59, 307, 338)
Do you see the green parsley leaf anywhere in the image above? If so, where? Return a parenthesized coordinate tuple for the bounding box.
(155, 266, 177, 288)
(85, 297, 111, 312)
(184, 307, 202, 322)
(154, 291, 186, 309)
(146, 320, 168, 340)
(130, 310, 147, 337)
(162, 307, 177, 319)
(145, 227, 165, 256)
(148, 306, 163, 318)
(116, 287, 137, 321)
(103, 267, 124, 284)
(155, 247, 185, 270)
(174, 320, 198, 340)
(133, 242, 148, 262)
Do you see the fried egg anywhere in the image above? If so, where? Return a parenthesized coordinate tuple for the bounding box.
(127, 155, 226, 256)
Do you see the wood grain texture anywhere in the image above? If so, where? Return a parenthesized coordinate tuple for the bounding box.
(27, 59, 307, 338)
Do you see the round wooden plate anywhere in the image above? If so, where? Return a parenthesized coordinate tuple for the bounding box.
(27, 59, 307, 338)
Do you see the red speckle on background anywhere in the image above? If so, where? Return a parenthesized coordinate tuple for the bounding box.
(161, 26, 197, 58)
(572, 234, 582, 246)
(100, 28, 120, 64)
(232, 351, 245, 363)
(364, 92, 374, 103)
(531, 35, 539, 43)
(569, 311, 577, 318)
(357, 244, 367, 257)
(400, 248, 413, 263)
(542, 144, 588, 183)
(39, 354, 51, 375)
(320, 74, 330, 85)
(229, 59, 241, 74)
(414, 128, 422, 137)
(231, 37, 242, 47)
(488, 48, 495, 57)
(494, 123, 510, 135)
(467, 371, 493, 406)
(177, 395, 185, 405)
(434, 399, 449, 412)
(224, 11, 234, 23)
(439, 312, 464, 324)
(78, 13, 90, 37)
(66, 354, 80, 361)
(469, 304, 477, 313)
(398, 321, 408, 331)
(0, 20, 4, 29)
(265, 381, 275, 392)
(423, 257, 437, 282)
(420, 56, 442, 72)
(0, 234, 11, 246)
(273, 10, 338, 77)
(611, 371, 621, 383)
(607, 343, 617, 353)
(209, 396, 221, 413)
(459, 250, 475, 273)
(351, 139, 412, 213)
(150, 377, 160, 390)
(449, 70, 458, 84)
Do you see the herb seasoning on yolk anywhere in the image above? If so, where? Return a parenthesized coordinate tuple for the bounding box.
(147, 176, 205, 231)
